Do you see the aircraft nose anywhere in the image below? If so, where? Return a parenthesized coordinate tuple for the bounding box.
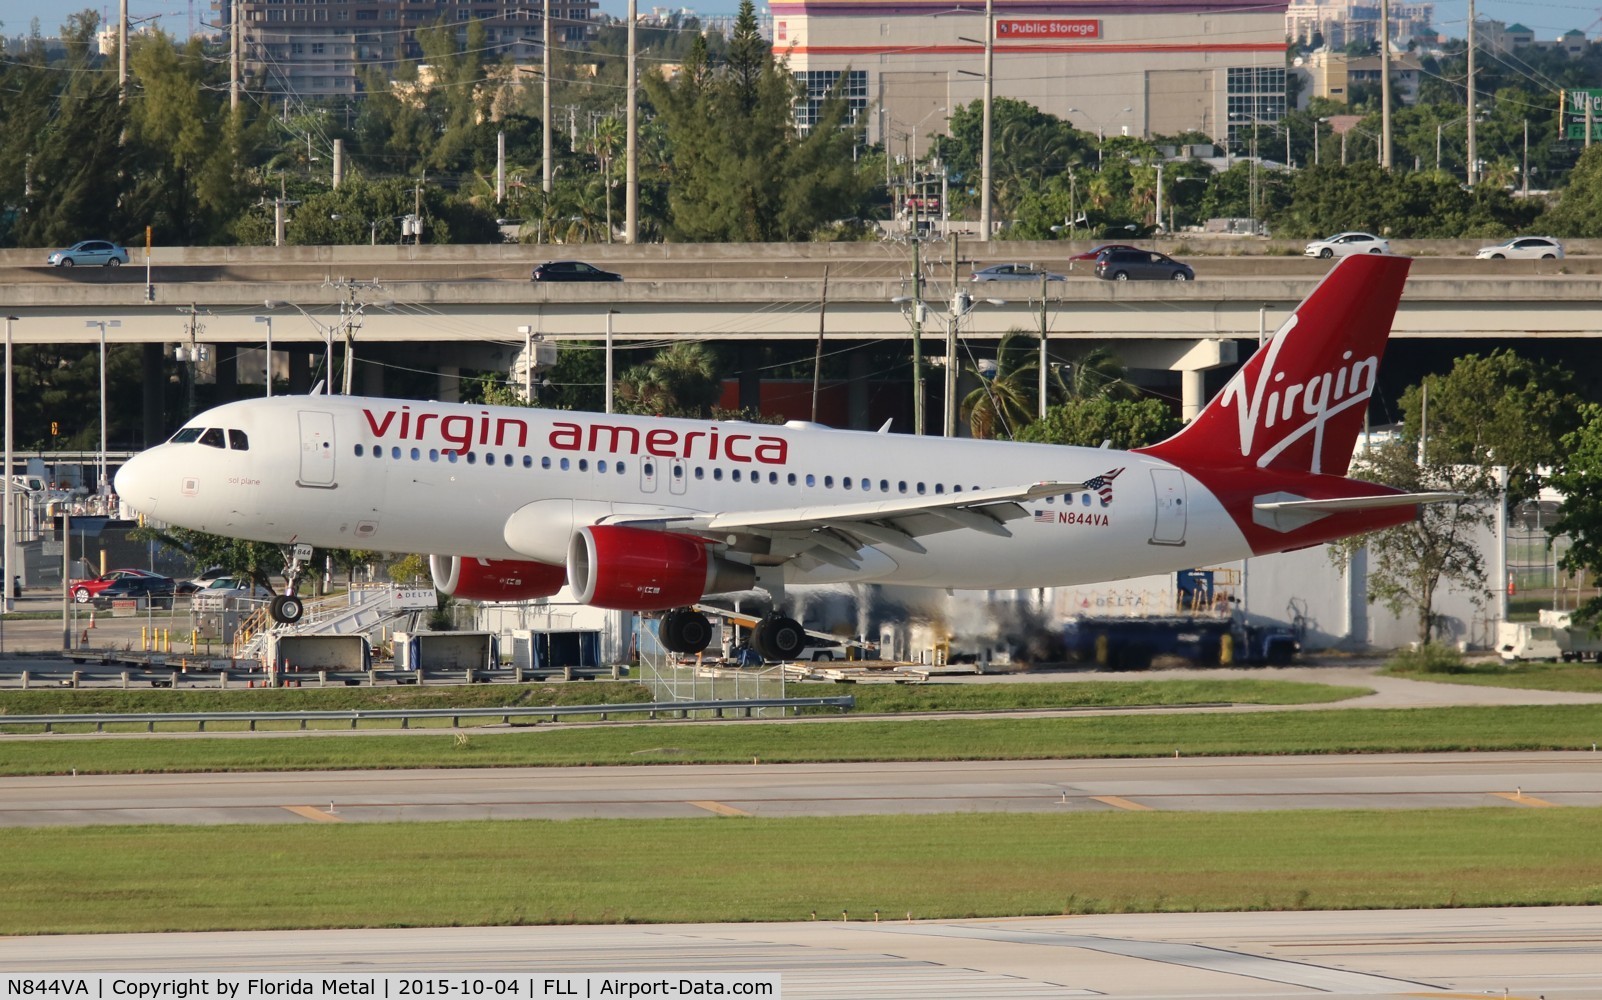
(114, 451, 159, 516)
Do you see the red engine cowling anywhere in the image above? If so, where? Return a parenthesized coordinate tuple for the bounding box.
(429, 555, 566, 602)
(567, 525, 754, 611)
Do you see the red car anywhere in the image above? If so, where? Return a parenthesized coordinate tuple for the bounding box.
(68, 569, 177, 604)
(1068, 243, 1142, 261)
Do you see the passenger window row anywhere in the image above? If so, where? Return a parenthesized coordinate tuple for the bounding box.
(348, 444, 1012, 497)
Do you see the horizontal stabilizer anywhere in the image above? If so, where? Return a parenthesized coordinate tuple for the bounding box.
(1252, 490, 1462, 533)
(1253, 492, 1462, 513)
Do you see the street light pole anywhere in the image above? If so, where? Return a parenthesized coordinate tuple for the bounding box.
(4, 315, 16, 612)
(979, 0, 993, 240)
(84, 320, 120, 497)
(253, 316, 273, 397)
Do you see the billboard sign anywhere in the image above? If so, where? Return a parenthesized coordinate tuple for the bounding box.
(1565, 88, 1602, 140)
(996, 19, 1100, 40)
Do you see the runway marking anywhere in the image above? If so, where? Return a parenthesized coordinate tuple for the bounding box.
(1490, 790, 1560, 808)
(282, 805, 344, 822)
(688, 800, 750, 817)
(1090, 795, 1154, 811)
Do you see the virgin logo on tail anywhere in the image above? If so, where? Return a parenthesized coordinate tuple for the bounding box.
(1136, 254, 1410, 479)
(1219, 322, 1379, 474)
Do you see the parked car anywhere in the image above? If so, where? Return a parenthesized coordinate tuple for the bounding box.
(794, 639, 846, 662)
(88, 576, 177, 609)
(1475, 236, 1564, 260)
(47, 240, 130, 268)
(1094, 247, 1194, 281)
(531, 260, 623, 282)
(1303, 232, 1390, 259)
(971, 263, 1065, 282)
(191, 577, 276, 612)
(69, 569, 177, 604)
(180, 565, 230, 594)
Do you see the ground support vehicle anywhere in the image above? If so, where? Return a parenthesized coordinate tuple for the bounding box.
(1063, 614, 1298, 670)
(1497, 609, 1602, 662)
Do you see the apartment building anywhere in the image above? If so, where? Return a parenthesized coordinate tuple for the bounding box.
(221, 0, 600, 99)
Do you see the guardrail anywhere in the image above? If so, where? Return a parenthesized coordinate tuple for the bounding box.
(0, 696, 855, 733)
(5, 664, 620, 687)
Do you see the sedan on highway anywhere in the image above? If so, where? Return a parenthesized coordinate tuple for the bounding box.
(971, 263, 1065, 282)
(1094, 247, 1194, 281)
(1303, 232, 1390, 258)
(1475, 236, 1565, 260)
(531, 260, 623, 282)
(47, 240, 130, 268)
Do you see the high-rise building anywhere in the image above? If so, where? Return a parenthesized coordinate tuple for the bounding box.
(220, 0, 600, 99)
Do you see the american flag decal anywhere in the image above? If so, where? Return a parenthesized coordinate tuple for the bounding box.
(1084, 467, 1124, 507)
(1033, 510, 1054, 523)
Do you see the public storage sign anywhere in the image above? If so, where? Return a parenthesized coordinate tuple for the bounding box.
(996, 19, 1100, 39)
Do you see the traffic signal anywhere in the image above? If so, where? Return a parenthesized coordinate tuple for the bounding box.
(50, 421, 58, 436)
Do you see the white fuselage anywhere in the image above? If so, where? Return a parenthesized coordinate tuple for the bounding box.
(115, 396, 1253, 590)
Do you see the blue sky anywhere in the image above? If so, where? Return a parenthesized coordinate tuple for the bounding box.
(3, 0, 1595, 48)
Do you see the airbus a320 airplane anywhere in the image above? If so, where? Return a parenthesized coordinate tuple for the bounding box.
(116, 254, 1448, 660)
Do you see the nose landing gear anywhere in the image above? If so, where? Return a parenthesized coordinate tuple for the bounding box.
(269, 544, 312, 624)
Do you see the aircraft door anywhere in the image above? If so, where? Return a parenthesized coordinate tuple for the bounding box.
(297, 410, 337, 488)
(639, 457, 658, 493)
(668, 460, 688, 495)
(1148, 467, 1186, 546)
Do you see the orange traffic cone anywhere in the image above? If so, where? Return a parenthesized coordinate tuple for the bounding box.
(87, 612, 96, 629)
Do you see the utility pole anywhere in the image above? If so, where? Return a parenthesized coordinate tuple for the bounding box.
(912, 241, 924, 435)
(119, 0, 129, 102)
(979, 0, 994, 240)
(1380, 0, 1392, 168)
(542, 0, 553, 195)
(232, 0, 240, 111)
(496, 131, 506, 204)
(624, 0, 639, 243)
(1037, 275, 1048, 421)
(1466, 0, 1477, 185)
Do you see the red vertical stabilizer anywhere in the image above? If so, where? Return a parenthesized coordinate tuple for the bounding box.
(1136, 254, 1411, 478)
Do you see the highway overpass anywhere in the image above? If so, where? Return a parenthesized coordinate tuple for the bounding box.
(1, 241, 1595, 438)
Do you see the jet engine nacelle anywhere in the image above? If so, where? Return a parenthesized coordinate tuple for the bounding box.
(567, 524, 755, 611)
(429, 555, 566, 602)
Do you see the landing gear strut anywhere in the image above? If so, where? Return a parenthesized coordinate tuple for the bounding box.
(751, 615, 805, 662)
(270, 544, 311, 625)
(658, 608, 713, 653)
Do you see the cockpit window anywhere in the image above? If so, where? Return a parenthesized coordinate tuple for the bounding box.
(198, 428, 226, 449)
(228, 429, 249, 450)
(170, 428, 203, 444)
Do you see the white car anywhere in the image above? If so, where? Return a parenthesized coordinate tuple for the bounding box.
(1475, 236, 1564, 260)
(191, 576, 275, 611)
(1303, 232, 1391, 259)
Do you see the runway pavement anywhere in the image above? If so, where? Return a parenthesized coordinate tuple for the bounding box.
(4, 907, 1598, 999)
(3, 752, 1599, 826)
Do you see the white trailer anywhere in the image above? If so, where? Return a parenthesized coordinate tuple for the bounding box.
(1497, 609, 1602, 662)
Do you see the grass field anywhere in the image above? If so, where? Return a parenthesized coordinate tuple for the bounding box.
(0, 677, 1369, 721)
(1384, 661, 1602, 693)
(2, 703, 1599, 776)
(4, 809, 1598, 934)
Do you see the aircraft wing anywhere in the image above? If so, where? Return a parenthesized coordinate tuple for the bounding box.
(605, 480, 1083, 570)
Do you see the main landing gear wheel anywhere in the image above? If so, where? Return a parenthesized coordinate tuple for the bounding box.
(269, 595, 304, 624)
(658, 608, 712, 653)
(752, 615, 805, 662)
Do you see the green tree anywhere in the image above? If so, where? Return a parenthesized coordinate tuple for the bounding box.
(960, 330, 1055, 439)
(1014, 397, 1178, 449)
(615, 342, 721, 418)
(1539, 145, 1602, 236)
(1399, 349, 1581, 500)
(1550, 404, 1602, 625)
(1331, 439, 1496, 645)
(644, 0, 869, 241)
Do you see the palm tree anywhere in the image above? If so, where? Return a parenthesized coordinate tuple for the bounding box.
(615, 342, 722, 418)
(962, 339, 1137, 440)
(960, 329, 1053, 439)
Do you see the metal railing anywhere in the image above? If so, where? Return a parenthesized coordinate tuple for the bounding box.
(0, 696, 855, 733)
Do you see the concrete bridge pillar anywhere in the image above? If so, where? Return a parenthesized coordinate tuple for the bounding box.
(1112, 339, 1239, 423)
(141, 343, 166, 447)
(848, 352, 870, 430)
(438, 365, 461, 403)
(288, 349, 311, 394)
